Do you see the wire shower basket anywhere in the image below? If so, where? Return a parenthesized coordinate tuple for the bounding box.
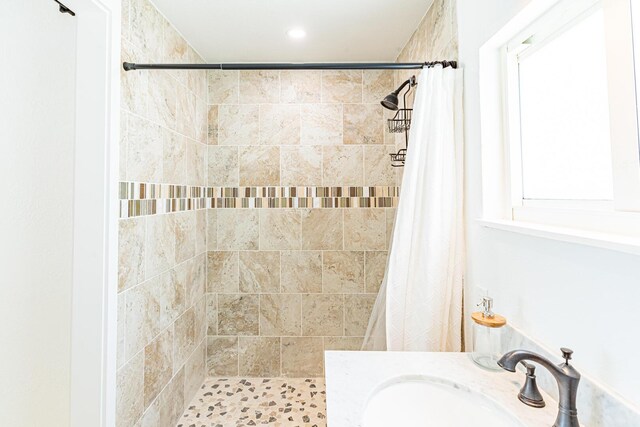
(387, 108, 413, 133)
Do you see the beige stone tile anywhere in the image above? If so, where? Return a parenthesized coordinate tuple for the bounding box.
(118, 217, 145, 292)
(344, 104, 384, 145)
(126, 114, 162, 183)
(301, 209, 343, 250)
(240, 70, 280, 103)
(322, 145, 364, 186)
(186, 140, 206, 186)
(195, 97, 208, 144)
(207, 105, 218, 145)
(280, 251, 322, 293)
(194, 297, 207, 344)
(238, 337, 281, 376)
(206, 336, 238, 376)
(365, 251, 387, 294)
(239, 251, 280, 293)
(207, 70, 239, 104)
(162, 20, 189, 64)
(187, 54, 208, 102)
(173, 308, 196, 372)
(206, 251, 238, 293)
(148, 71, 178, 131)
(177, 88, 196, 139)
(120, 40, 147, 117)
(206, 210, 217, 251)
(144, 327, 173, 408)
(364, 145, 395, 185)
(207, 145, 238, 187)
(145, 213, 176, 278)
(125, 268, 185, 358)
(344, 294, 376, 336)
(119, 110, 129, 181)
(363, 70, 395, 104)
(177, 254, 206, 307)
(322, 251, 364, 293)
(280, 146, 322, 186)
(117, 293, 126, 369)
(259, 294, 301, 336)
(218, 104, 259, 146)
(129, 0, 163, 59)
(386, 208, 396, 248)
(239, 146, 280, 186)
(184, 342, 205, 404)
(162, 129, 186, 184)
(116, 351, 144, 427)
(218, 294, 259, 335)
(193, 295, 208, 345)
(174, 211, 196, 264)
(259, 104, 300, 145)
(300, 104, 343, 145)
(140, 367, 185, 427)
(206, 293, 217, 335)
(281, 337, 324, 377)
(343, 209, 386, 251)
(302, 294, 343, 336)
(323, 336, 363, 351)
(281, 70, 321, 103)
(217, 209, 259, 250)
(195, 209, 206, 255)
(322, 70, 362, 103)
(259, 209, 301, 250)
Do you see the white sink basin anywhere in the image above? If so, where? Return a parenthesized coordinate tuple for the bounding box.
(362, 375, 526, 427)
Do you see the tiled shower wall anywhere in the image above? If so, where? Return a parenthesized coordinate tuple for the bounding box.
(392, 0, 459, 184)
(396, 0, 459, 104)
(116, 0, 208, 425)
(204, 70, 399, 377)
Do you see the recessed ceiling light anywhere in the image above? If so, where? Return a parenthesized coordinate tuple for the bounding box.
(287, 28, 306, 39)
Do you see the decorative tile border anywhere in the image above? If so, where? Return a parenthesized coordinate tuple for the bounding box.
(119, 182, 400, 218)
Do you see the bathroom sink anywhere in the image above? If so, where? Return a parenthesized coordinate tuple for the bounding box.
(362, 375, 526, 427)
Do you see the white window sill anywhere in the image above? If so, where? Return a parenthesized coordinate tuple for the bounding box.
(478, 219, 640, 256)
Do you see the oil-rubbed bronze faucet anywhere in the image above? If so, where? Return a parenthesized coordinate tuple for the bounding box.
(498, 348, 581, 427)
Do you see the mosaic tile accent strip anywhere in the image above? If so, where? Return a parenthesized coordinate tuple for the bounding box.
(119, 182, 400, 218)
(177, 377, 326, 427)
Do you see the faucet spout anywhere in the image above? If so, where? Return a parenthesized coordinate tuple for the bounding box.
(497, 348, 581, 427)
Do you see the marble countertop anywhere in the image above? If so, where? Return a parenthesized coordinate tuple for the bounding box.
(325, 351, 561, 427)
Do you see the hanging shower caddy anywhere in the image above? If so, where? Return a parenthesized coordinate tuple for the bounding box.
(384, 76, 417, 168)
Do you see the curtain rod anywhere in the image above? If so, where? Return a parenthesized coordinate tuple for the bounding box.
(122, 61, 457, 71)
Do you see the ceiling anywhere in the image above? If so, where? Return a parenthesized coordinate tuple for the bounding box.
(150, 0, 435, 63)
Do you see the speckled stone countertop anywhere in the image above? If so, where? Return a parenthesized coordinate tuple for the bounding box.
(325, 351, 562, 427)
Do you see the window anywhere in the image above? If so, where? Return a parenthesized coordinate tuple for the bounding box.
(517, 9, 613, 201)
(483, 0, 640, 240)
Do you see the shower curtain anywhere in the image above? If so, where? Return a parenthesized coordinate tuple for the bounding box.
(362, 65, 464, 352)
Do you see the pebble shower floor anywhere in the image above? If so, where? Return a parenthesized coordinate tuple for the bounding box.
(176, 377, 327, 427)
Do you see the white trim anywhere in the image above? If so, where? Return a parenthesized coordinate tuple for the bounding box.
(66, 0, 119, 426)
(478, 219, 640, 256)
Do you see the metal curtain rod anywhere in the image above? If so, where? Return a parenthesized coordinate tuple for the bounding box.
(122, 60, 457, 71)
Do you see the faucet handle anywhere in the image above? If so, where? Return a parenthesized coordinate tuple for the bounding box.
(518, 362, 545, 408)
(560, 348, 573, 365)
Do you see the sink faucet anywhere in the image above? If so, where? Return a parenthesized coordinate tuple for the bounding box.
(497, 348, 581, 427)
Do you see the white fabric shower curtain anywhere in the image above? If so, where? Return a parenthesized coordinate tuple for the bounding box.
(363, 66, 464, 352)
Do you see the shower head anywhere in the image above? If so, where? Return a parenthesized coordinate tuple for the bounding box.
(381, 92, 400, 110)
(380, 76, 417, 111)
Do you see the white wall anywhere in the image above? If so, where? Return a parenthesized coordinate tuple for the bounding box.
(0, 1, 77, 424)
(458, 0, 640, 407)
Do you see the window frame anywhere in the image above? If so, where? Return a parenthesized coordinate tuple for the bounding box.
(480, 0, 640, 246)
